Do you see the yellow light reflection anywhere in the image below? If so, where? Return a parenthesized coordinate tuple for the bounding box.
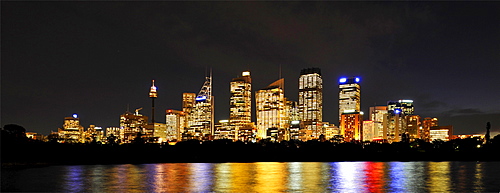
(228, 163, 256, 192)
(427, 162, 451, 192)
(255, 162, 287, 192)
(214, 163, 231, 191)
(302, 162, 328, 191)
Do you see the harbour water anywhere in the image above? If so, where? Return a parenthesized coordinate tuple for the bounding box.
(2, 161, 500, 192)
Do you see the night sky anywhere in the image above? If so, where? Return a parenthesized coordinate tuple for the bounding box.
(2, 1, 499, 136)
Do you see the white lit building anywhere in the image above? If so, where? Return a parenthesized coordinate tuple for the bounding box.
(256, 78, 288, 139)
(229, 71, 252, 140)
(298, 68, 323, 140)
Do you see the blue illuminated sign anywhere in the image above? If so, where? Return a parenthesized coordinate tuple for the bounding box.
(72, 114, 78, 118)
(394, 109, 401, 114)
(355, 77, 360, 83)
(196, 96, 207, 101)
(339, 78, 347, 83)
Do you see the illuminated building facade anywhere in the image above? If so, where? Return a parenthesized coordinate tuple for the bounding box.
(229, 71, 252, 139)
(237, 123, 256, 142)
(363, 121, 374, 142)
(214, 120, 235, 140)
(339, 77, 361, 122)
(340, 112, 362, 142)
(86, 125, 104, 143)
(388, 100, 414, 115)
(166, 109, 186, 141)
(422, 117, 438, 142)
(58, 114, 84, 143)
(188, 75, 214, 140)
(183, 93, 196, 119)
(430, 125, 454, 141)
(298, 68, 323, 140)
(385, 100, 415, 142)
(105, 127, 122, 143)
(406, 115, 421, 141)
(120, 109, 148, 143)
(256, 78, 288, 139)
(369, 106, 388, 141)
(144, 122, 167, 143)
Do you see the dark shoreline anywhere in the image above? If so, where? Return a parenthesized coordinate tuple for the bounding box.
(3, 140, 499, 168)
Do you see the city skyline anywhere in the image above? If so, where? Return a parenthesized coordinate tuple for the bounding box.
(2, 2, 500, 135)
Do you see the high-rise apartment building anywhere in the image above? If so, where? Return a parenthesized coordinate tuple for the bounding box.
(166, 109, 186, 141)
(339, 77, 361, 122)
(340, 112, 363, 142)
(189, 75, 214, 140)
(229, 71, 252, 136)
(256, 78, 287, 139)
(298, 68, 323, 140)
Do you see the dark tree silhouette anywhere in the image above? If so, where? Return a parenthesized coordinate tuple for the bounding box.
(1, 124, 28, 143)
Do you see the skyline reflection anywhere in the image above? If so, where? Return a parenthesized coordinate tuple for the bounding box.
(11, 162, 496, 192)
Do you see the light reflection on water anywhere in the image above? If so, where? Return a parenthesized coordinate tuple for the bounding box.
(3, 162, 500, 192)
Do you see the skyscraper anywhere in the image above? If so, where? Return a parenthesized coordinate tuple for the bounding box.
(256, 78, 287, 140)
(229, 71, 252, 132)
(339, 77, 361, 122)
(339, 77, 361, 142)
(165, 109, 185, 141)
(387, 99, 415, 142)
(298, 68, 323, 139)
(189, 75, 214, 140)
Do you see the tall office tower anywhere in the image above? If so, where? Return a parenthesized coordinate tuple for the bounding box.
(298, 68, 323, 140)
(182, 93, 196, 133)
(120, 108, 148, 143)
(256, 78, 287, 139)
(422, 117, 438, 142)
(340, 112, 363, 142)
(189, 75, 214, 140)
(387, 99, 415, 142)
(339, 77, 361, 122)
(58, 114, 85, 143)
(369, 106, 388, 141)
(165, 109, 186, 141)
(149, 80, 158, 124)
(229, 71, 252, 135)
(406, 115, 421, 142)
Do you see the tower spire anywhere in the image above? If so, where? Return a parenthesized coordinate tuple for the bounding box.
(149, 79, 157, 124)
